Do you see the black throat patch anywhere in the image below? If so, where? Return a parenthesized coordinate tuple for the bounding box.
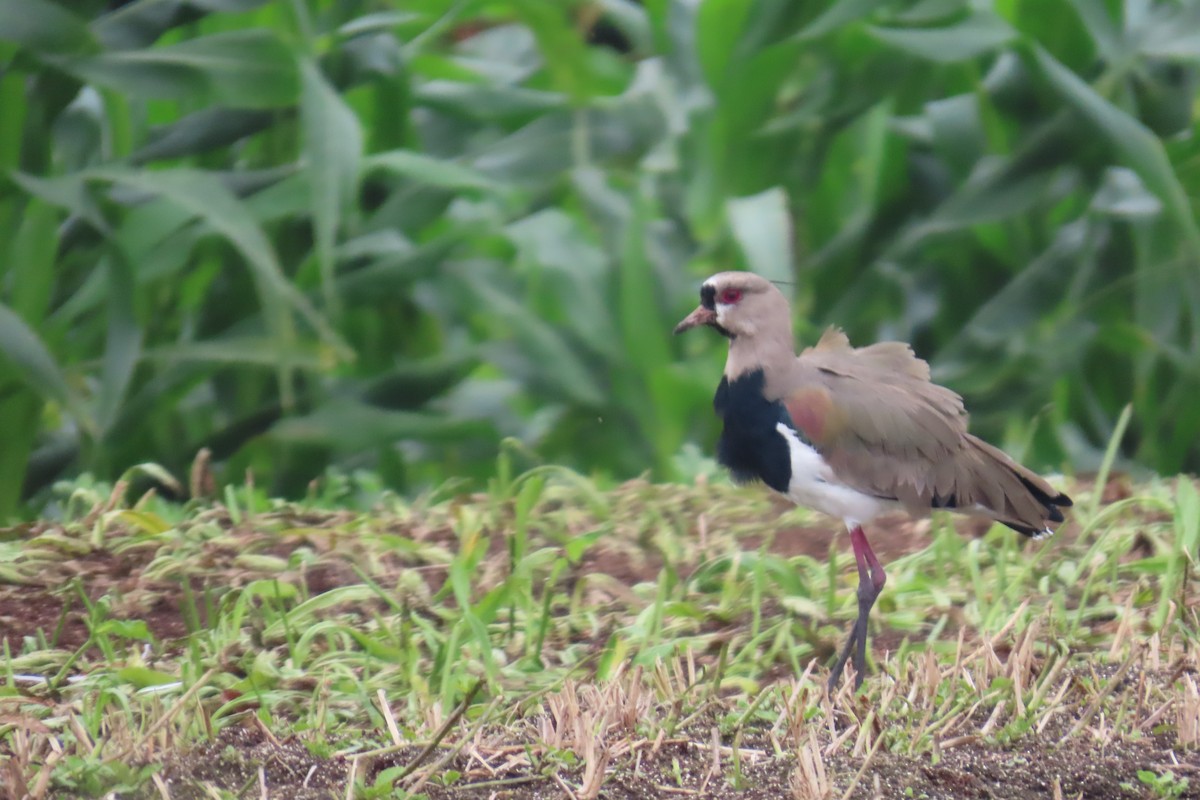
(713, 369, 795, 494)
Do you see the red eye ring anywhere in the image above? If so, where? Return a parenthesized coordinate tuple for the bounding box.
(718, 288, 743, 305)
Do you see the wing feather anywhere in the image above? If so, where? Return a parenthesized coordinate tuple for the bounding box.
(771, 327, 967, 505)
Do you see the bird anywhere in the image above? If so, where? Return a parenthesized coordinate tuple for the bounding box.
(674, 271, 1072, 690)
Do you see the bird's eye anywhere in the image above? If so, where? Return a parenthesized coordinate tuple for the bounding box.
(718, 288, 743, 305)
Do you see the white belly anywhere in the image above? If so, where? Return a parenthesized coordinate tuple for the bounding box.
(774, 423, 898, 527)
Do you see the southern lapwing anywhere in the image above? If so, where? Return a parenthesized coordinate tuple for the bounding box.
(675, 272, 1072, 690)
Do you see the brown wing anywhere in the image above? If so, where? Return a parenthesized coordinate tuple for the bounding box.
(769, 328, 1068, 529)
(769, 328, 966, 506)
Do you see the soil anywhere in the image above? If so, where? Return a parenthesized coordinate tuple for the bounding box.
(144, 718, 1199, 800)
(4, 474, 1196, 799)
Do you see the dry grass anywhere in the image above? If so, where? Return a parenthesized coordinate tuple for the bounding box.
(1, 470, 1198, 798)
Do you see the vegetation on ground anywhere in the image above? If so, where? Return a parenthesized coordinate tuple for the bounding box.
(3, 0, 1200, 520)
(2, 452, 1198, 798)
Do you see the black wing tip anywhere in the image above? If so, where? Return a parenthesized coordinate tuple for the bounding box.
(1017, 475, 1073, 513)
(1002, 519, 1055, 539)
(1002, 476, 1073, 539)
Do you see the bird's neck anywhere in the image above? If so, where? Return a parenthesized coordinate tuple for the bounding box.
(724, 330, 795, 381)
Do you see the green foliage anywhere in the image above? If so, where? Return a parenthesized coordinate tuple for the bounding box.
(1138, 769, 1190, 799)
(1, 0, 1199, 517)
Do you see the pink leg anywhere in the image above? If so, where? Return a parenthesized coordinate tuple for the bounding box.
(853, 525, 887, 595)
(827, 525, 887, 691)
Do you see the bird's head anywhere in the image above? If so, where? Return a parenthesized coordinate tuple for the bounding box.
(673, 271, 791, 340)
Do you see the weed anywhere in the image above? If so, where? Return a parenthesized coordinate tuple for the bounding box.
(1137, 769, 1190, 799)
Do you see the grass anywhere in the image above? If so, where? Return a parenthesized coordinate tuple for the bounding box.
(1, 456, 1198, 799)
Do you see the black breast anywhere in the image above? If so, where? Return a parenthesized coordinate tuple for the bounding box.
(713, 369, 794, 494)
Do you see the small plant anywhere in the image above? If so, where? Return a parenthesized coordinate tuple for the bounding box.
(1138, 769, 1190, 799)
(54, 758, 160, 798)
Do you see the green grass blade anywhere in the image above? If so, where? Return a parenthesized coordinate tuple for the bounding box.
(1088, 403, 1133, 521)
(300, 59, 362, 317)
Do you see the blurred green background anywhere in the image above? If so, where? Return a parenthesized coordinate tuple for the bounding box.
(1, 0, 1198, 519)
